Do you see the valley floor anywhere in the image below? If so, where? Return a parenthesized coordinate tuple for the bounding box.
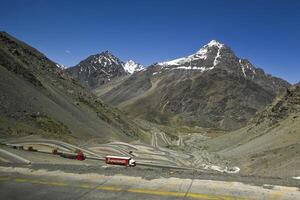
(0, 135, 299, 199)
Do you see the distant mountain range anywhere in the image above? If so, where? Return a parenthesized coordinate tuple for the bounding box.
(92, 40, 290, 130)
(0, 31, 292, 136)
(66, 51, 144, 89)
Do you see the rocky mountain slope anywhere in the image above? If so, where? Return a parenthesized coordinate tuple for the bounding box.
(66, 52, 144, 89)
(66, 51, 127, 89)
(206, 83, 300, 177)
(99, 40, 290, 130)
(0, 32, 147, 143)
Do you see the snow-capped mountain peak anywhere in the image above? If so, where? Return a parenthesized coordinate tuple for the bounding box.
(155, 40, 259, 80)
(66, 51, 128, 88)
(158, 40, 225, 67)
(195, 40, 224, 55)
(206, 40, 224, 47)
(92, 51, 123, 66)
(124, 60, 144, 74)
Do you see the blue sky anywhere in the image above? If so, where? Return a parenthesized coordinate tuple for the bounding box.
(0, 0, 299, 83)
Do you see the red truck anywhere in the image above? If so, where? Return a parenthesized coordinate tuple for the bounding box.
(105, 156, 136, 167)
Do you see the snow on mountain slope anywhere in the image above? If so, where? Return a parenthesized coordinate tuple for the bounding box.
(79, 50, 124, 72)
(56, 63, 67, 70)
(158, 40, 224, 67)
(124, 60, 144, 74)
(66, 51, 144, 88)
(66, 51, 127, 88)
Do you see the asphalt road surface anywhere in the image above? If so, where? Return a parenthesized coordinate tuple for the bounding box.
(1, 139, 300, 200)
(1, 165, 299, 200)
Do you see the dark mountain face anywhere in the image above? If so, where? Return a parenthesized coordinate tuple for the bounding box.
(66, 51, 128, 89)
(253, 83, 300, 126)
(0, 32, 145, 142)
(99, 40, 290, 130)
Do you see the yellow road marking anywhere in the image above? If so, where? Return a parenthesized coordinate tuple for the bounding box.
(269, 188, 289, 200)
(128, 188, 186, 197)
(128, 188, 246, 200)
(0, 176, 10, 181)
(80, 184, 94, 189)
(14, 178, 28, 182)
(96, 186, 122, 192)
(15, 178, 67, 187)
(187, 192, 243, 200)
(5, 177, 248, 200)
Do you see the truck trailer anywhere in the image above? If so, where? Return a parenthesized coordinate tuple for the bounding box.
(105, 156, 136, 167)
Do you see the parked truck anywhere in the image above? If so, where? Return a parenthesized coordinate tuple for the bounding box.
(105, 155, 136, 167)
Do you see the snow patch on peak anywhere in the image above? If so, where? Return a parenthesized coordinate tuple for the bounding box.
(193, 48, 209, 61)
(91, 51, 123, 67)
(56, 63, 67, 70)
(239, 59, 256, 78)
(173, 66, 214, 72)
(213, 47, 222, 67)
(206, 40, 224, 48)
(195, 40, 224, 55)
(157, 39, 225, 69)
(239, 59, 247, 78)
(124, 60, 144, 74)
(158, 56, 189, 66)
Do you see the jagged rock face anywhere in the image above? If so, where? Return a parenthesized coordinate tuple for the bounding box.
(66, 51, 128, 89)
(66, 53, 144, 89)
(100, 40, 290, 130)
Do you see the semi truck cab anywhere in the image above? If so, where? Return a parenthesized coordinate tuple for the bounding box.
(129, 158, 136, 166)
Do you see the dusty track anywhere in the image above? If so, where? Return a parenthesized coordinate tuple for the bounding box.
(1, 136, 240, 173)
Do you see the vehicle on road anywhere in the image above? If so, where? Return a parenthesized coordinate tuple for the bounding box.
(105, 156, 136, 167)
(60, 151, 85, 161)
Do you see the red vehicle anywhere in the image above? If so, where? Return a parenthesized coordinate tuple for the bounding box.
(105, 156, 136, 167)
(76, 151, 85, 161)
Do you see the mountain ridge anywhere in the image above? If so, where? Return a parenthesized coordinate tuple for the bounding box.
(66, 51, 144, 89)
(0, 31, 147, 143)
(206, 83, 300, 177)
(98, 40, 290, 130)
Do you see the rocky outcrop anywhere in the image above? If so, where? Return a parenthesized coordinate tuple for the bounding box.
(66, 51, 128, 89)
